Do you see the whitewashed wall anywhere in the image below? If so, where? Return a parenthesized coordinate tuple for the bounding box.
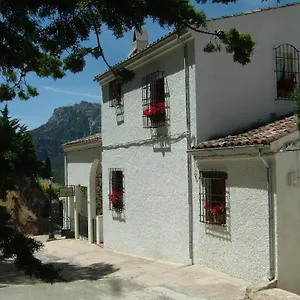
(66, 146, 101, 217)
(194, 5, 300, 141)
(101, 41, 195, 263)
(276, 147, 300, 295)
(193, 158, 270, 282)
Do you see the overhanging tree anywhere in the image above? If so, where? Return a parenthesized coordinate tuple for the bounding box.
(0, 0, 257, 102)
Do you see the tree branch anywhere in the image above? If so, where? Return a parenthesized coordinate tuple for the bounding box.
(185, 23, 225, 39)
(92, 22, 117, 77)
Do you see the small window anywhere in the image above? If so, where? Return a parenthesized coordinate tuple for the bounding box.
(109, 80, 122, 107)
(108, 168, 124, 212)
(142, 71, 168, 128)
(199, 171, 227, 226)
(275, 44, 299, 100)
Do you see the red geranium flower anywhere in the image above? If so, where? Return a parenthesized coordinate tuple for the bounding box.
(143, 102, 166, 117)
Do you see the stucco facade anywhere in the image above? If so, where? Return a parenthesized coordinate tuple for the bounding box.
(101, 40, 195, 263)
(275, 139, 300, 295)
(194, 4, 299, 141)
(66, 147, 100, 189)
(192, 158, 271, 282)
(96, 2, 300, 287)
(63, 136, 102, 243)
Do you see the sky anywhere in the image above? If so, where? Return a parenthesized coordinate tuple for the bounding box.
(0, 0, 297, 130)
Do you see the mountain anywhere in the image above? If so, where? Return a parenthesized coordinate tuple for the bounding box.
(31, 101, 101, 184)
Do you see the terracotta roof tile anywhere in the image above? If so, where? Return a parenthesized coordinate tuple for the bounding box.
(62, 133, 101, 147)
(193, 115, 297, 150)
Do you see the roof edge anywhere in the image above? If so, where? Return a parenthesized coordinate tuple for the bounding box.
(93, 2, 300, 82)
(63, 140, 101, 152)
(189, 144, 271, 159)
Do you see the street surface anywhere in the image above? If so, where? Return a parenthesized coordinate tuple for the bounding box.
(0, 236, 249, 300)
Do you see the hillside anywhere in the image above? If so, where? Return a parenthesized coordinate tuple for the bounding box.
(31, 101, 101, 184)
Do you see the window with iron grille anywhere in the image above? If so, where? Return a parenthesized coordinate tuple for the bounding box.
(142, 71, 169, 128)
(109, 79, 122, 107)
(199, 171, 228, 226)
(108, 168, 124, 212)
(275, 44, 299, 100)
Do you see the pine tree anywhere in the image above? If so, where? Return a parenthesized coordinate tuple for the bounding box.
(0, 106, 59, 282)
(44, 156, 53, 179)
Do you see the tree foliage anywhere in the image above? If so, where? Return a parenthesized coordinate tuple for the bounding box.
(0, 105, 39, 199)
(293, 87, 300, 131)
(39, 155, 53, 180)
(0, 0, 256, 101)
(0, 206, 60, 283)
(0, 106, 59, 283)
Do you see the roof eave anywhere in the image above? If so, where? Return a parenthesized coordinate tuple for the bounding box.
(94, 30, 191, 85)
(62, 140, 101, 153)
(188, 144, 271, 160)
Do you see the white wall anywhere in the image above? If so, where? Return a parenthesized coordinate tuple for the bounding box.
(276, 148, 300, 295)
(194, 5, 300, 141)
(66, 147, 101, 187)
(66, 146, 101, 217)
(193, 158, 270, 282)
(101, 41, 195, 263)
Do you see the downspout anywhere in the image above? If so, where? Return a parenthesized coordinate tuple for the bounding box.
(64, 152, 68, 186)
(259, 149, 275, 280)
(178, 35, 194, 264)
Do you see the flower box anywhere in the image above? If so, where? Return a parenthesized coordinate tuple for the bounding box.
(214, 214, 226, 225)
(149, 113, 165, 122)
(143, 102, 166, 120)
(108, 190, 124, 213)
(204, 203, 226, 226)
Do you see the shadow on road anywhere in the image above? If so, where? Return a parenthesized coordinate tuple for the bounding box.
(0, 260, 119, 285)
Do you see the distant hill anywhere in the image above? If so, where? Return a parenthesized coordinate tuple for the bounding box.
(31, 101, 101, 184)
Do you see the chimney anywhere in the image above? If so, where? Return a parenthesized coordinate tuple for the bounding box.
(128, 29, 148, 57)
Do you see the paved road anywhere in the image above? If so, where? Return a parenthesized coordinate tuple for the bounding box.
(0, 236, 248, 300)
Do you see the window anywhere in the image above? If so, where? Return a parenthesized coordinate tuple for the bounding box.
(199, 171, 227, 226)
(275, 44, 299, 100)
(108, 168, 124, 212)
(142, 71, 168, 128)
(109, 79, 122, 107)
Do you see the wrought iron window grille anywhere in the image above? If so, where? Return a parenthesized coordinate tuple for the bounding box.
(275, 44, 299, 100)
(199, 171, 228, 226)
(109, 80, 122, 107)
(142, 71, 169, 128)
(109, 168, 125, 212)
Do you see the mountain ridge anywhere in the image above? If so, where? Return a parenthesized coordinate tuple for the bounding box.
(31, 101, 101, 183)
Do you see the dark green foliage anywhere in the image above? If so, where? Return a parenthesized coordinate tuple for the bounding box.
(293, 87, 300, 131)
(0, 206, 60, 283)
(0, 107, 60, 283)
(39, 155, 53, 179)
(0, 0, 255, 101)
(0, 105, 39, 200)
(31, 101, 101, 184)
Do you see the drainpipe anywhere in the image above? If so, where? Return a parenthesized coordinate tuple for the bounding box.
(64, 152, 68, 186)
(178, 35, 194, 265)
(259, 149, 275, 280)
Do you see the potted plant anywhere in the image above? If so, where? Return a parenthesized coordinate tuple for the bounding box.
(143, 102, 166, 123)
(112, 90, 122, 106)
(211, 204, 226, 225)
(203, 203, 214, 223)
(108, 189, 124, 212)
(204, 203, 226, 225)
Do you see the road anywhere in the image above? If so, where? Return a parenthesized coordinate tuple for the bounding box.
(0, 236, 248, 300)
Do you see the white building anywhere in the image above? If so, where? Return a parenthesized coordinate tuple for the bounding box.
(62, 134, 102, 244)
(59, 1, 300, 295)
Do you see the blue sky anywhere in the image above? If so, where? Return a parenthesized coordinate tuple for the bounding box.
(0, 0, 296, 130)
